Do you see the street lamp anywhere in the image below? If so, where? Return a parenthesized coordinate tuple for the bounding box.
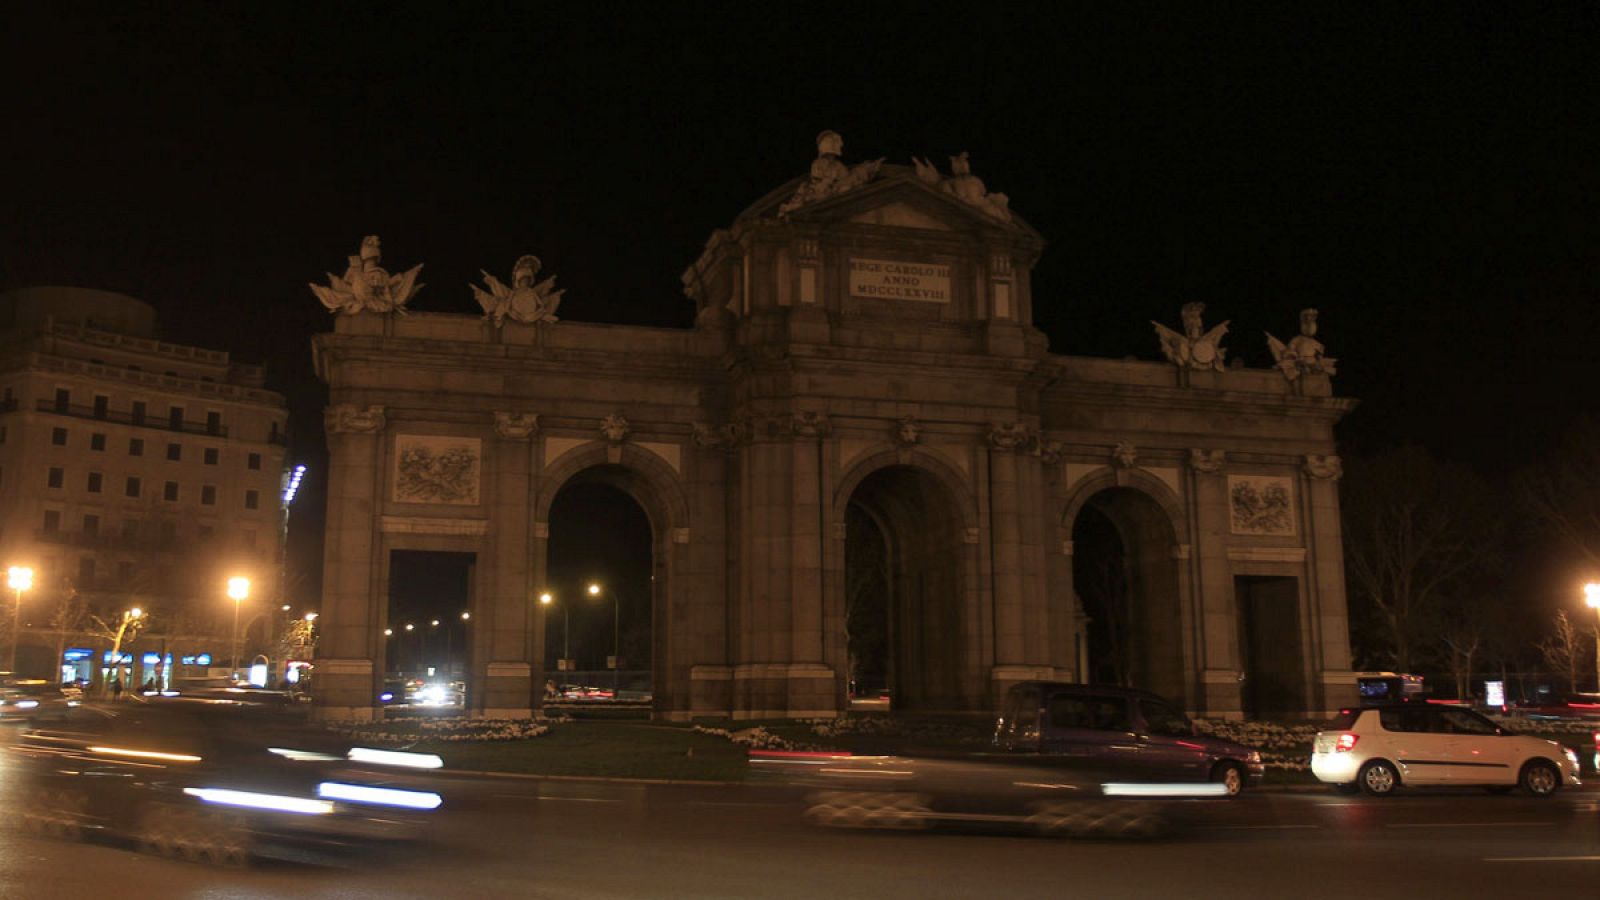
(588, 582, 620, 694)
(540, 592, 569, 671)
(226, 576, 250, 678)
(1585, 583, 1600, 692)
(6, 566, 33, 673)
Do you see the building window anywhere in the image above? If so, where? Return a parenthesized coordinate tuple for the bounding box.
(54, 388, 69, 412)
(125, 476, 141, 498)
(168, 406, 184, 431)
(83, 514, 99, 536)
(47, 467, 63, 488)
(204, 447, 219, 465)
(129, 437, 144, 457)
(52, 427, 67, 446)
(243, 529, 257, 548)
(131, 400, 146, 425)
(93, 395, 109, 419)
(42, 510, 60, 533)
(0, 425, 8, 444)
(164, 481, 179, 502)
(166, 442, 182, 461)
(117, 561, 135, 582)
(248, 452, 261, 470)
(87, 471, 103, 493)
(269, 421, 282, 444)
(198, 524, 215, 539)
(244, 489, 259, 510)
(160, 521, 177, 542)
(78, 557, 95, 585)
(201, 485, 217, 506)
(90, 432, 106, 451)
(121, 519, 140, 540)
(206, 411, 222, 435)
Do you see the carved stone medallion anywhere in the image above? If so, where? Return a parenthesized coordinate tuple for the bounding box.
(326, 404, 386, 434)
(494, 412, 539, 440)
(1303, 454, 1343, 480)
(599, 414, 631, 444)
(1189, 448, 1226, 473)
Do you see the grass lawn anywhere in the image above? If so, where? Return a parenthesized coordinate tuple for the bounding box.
(414, 722, 752, 781)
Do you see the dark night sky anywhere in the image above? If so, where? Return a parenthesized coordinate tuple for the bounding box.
(5, 4, 1600, 606)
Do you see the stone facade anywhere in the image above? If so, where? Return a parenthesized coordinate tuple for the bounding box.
(312, 155, 1356, 721)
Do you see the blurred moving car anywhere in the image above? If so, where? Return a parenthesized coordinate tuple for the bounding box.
(759, 750, 1224, 839)
(8, 699, 444, 863)
(0, 680, 76, 722)
(1511, 692, 1600, 721)
(1311, 703, 1582, 796)
(993, 682, 1264, 795)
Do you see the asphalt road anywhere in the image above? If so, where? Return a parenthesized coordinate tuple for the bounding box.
(3, 764, 1600, 900)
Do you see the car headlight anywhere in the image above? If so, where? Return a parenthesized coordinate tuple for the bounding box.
(16, 700, 38, 709)
(1246, 751, 1262, 764)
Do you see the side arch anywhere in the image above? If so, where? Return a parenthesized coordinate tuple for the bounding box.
(537, 441, 691, 532)
(1055, 466, 1189, 547)
(832, 446, 979, 532)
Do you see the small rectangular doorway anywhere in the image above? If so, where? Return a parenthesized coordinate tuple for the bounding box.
(387, 550, 476, 711)
(1235, 575, 1305, 718)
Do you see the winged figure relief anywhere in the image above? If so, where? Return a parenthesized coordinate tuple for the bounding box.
(471, 255, 565, 326)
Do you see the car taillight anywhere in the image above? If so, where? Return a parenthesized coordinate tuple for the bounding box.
(1335, 733, 1359, 752)
(1593, 731, 1599, 750)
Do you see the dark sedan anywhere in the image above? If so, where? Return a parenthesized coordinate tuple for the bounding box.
(7, 698, 444, 864)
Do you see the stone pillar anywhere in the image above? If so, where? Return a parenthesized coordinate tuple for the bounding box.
(315, 404, 386, 721)
(1189, 449, 1243, 719)
(1303, 455, 1356, 713)
(986, 423, 1044, 695)
(480, 412, 537, 718)
(730, 412, 837, 719)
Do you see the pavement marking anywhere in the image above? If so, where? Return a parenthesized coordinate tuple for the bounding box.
(687, 800, 790, 808)
(517, 795, 623, 804)
(1485, 855, 1600, 863)
(1390, 820, 1556, 828)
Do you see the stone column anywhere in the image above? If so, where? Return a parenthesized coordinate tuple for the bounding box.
(1303, 455, 1356, 713)
(986, 423, 1040, 695)
(1188, 449, 1243, 718)
(481, 412, 537, 718)
(315, 404, 386, 721)
(786, 412, 833, 716)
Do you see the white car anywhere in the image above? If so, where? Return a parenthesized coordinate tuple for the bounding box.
(1311, 703, 1581, 796)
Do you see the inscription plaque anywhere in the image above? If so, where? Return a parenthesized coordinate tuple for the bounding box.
(849, 258, 951, 303)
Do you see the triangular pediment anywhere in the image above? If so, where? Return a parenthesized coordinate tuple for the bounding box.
(846, 200, 955, 231)
(735, 165, 1041, 241)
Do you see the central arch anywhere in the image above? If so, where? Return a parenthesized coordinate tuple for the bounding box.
(840, 461, 970, 711)
(536, 443, 691, 715)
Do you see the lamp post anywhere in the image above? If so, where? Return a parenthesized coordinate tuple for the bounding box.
(1585, 583, 1600, 692)
(6, 566, 33, 673)
(226, 576, 250, 679)
(540, 592, 567, 672)
(588, 582, 619, 695)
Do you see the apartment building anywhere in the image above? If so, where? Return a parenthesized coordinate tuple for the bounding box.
(0, 287, 288, 684)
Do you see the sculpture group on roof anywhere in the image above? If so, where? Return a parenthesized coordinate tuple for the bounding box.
(471, 255, 564, 326)
(1153, 303, 1338, 382)
(309, 235, 425, 315)
(778, 130, 1012, 222)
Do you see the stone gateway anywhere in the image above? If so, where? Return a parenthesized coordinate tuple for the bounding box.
(311, 135, 1357, 722)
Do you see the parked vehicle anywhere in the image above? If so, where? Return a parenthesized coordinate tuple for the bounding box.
(8, 699, 443, 864)
(993, 682, 1263, 795)
(1311, 703, 1581, 796)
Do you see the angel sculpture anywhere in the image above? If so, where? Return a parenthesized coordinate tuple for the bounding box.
(309, 235, 424, 315)
(1266, 308, 1337, 381)
(911, 151, 1012, 222)
(471, 255, 564, 326)
(778, 130, 884, 215)
(1152, 302, 1229, 372)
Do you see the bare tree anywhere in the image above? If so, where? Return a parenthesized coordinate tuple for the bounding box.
(1538, 609, 1588, 694)
(1519, 415, 1600, 568)
(1342, 446, 1503, 672)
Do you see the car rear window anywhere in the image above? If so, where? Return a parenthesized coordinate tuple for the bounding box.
(1324, 709, 1361, 730)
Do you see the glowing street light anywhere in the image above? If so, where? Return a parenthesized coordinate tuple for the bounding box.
(226, 576, 250, 677)
(540, 591, 571, 669)
(384, 628, 394, 637)
(6, 566, 33, 673)
(461, 611, 471, 621)
(304, 612, 318, 623)
(404, 623, 415, 632)
(107, 607, 144, 698)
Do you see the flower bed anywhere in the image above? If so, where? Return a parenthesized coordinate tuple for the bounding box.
(691, 725, 811, 751)
(327, 716, 563, 745)
(1193, 719, 1320, 771)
